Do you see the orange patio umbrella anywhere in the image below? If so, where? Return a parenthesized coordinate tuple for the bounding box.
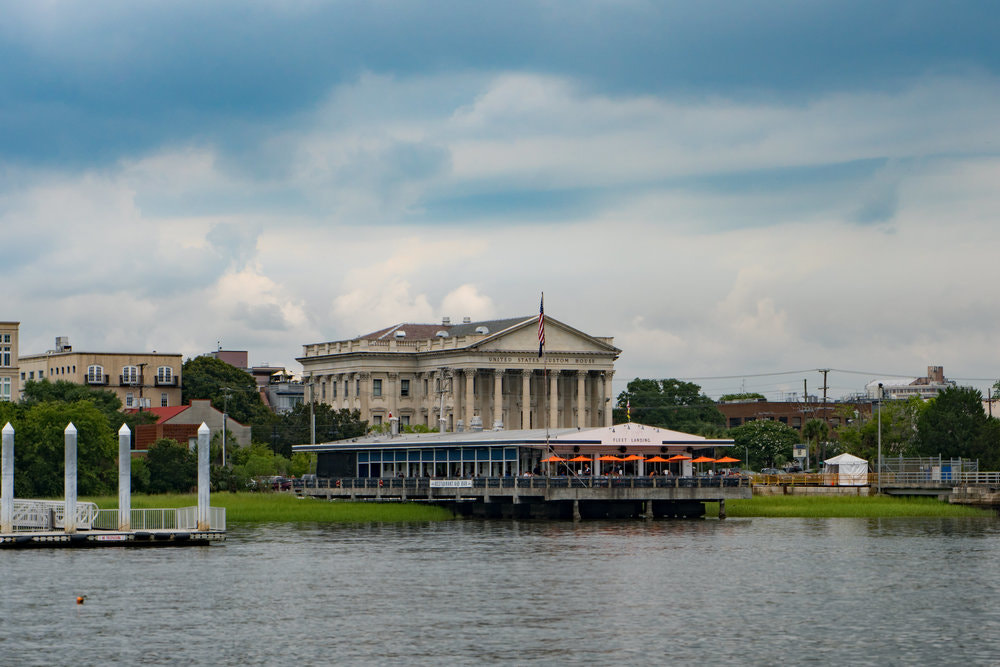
(541, 455, 567, 462)
(568, 455, 592, 462)
(666, 454, 692, 461)
(691, 456, 716, 463)
(622, 454, 645, 461)
(645, 455, 671, 463)
(598, 455, 624, 462)
(716, 456, 740, 463)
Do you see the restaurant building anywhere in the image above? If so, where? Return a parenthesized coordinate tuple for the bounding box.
(294, 422, 735, 479)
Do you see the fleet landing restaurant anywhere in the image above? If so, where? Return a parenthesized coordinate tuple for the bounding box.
(295, 423, 735, 478)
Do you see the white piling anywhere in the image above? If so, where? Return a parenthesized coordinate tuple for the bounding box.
(1, 422, 13, 533)
(197, 422, 210, 531)
(118, 424, 131, 530)
(64, 422, 77, 533)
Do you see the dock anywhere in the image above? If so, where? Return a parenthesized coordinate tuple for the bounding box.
(298, 476, 752, 519)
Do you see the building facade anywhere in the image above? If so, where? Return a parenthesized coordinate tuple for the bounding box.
(19, 337, 182, 408)
(865, 365, 955, 400)
(129, 399, 251, 450)
(0, 322, 19, 402)
(298, 316, 621, 431)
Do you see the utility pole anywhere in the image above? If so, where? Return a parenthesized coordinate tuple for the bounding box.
(818, 369, 830, 461)
(221, 386, 233, 467)
(135, 362, 148, 412)
(877, 382, 883, 495)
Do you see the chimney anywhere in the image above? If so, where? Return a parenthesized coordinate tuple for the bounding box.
(442, 316, 450, 325)
(928, 366, 944, 383)
(463, 316, 471, 324)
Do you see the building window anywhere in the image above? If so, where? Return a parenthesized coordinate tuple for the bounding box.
(321, 382, 326, 400)
(1, 334, 8, 343)
(778, 416, 788, 424)
(345, 380, 349, 397)
(157, 366, 173, 383)
(28, 371, 34, 380)
(38, 370, 44, 379)
(332, 381, 337, 398)
(424, 379, 429, 395)
(0, 377, 10, 401)
(0, 346, 10, 367)
(161, 393, 168, 407)
(401, 379, 410, 397)
(372, 379, 382, 397)
(122, 365, 139, 384)
(373, 415, 383, 425)
(401, 415, 410, 426)
(355, 379, 360, 397)
(87, 365, 104, 383)
(125, 392, 134, 408)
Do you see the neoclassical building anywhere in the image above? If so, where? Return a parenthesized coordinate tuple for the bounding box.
(298, 315, 620, 431)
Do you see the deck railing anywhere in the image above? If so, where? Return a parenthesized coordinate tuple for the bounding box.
(8, 500, 99, 532)
(90, 507, 226, 531)
(301, 475, 751, 490)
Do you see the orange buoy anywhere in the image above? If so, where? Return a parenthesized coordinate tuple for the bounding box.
(76, 596, 87, 605)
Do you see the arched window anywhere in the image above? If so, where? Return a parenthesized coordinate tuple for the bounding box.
(87, 365, 105, 384)
(122, 365, 139, 384)
(157, 366, 173, 384)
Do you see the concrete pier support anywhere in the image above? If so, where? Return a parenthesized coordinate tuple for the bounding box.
(197, 423, 210, 531)
(643, 499, 654, 519)
(64, 423, 77, 533)
(1, 422, 13, 534)
(719, 498, 726, 520)
(118, 424, 131, 530)
(572, 499, 582, 521)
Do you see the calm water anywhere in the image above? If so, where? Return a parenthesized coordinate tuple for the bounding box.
(2, 517, 1000, 665)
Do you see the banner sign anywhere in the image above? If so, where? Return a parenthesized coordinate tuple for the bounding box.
(430, 480, 473, 488)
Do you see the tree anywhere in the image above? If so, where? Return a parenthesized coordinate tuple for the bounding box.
(718, 392, 766, 402)
(615, 378, 725, 434)
(146, 438, 197, 494)
(251, 403, 367, 457)
(730, 419, 798, 469)
(12, 401, 117, 497)
(802, 418, 829, 464)
(181, 356, 272, 426)
(916, 386, 1000, 469)
(836, 397, 924, 462)
(21, 379, 158, 432)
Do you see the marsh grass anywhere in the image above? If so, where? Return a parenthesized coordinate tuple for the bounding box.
(85, 492, 453, 523)
(706, 495, 993, 518)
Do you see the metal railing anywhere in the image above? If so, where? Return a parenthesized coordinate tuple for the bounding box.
(87, 507, 226, 532)
(8, 500, 99, 532)
(302, 475, 752, 490)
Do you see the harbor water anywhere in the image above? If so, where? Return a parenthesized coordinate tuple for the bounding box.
(2, 517, 1000, 665)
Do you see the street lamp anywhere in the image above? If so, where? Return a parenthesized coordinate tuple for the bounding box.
(877, 382, 883, 494)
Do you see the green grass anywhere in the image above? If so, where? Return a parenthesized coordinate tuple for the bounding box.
(705, 495, 993, 518)
(84, 492, 454, 523)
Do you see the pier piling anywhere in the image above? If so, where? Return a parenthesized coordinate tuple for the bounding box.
(197, 423, 210, 531)
(118, 424, 131, 530)
(1, 423, 12, 534)
(64, 423, 77, 534)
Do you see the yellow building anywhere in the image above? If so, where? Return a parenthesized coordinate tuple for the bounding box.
(298, 315, 620, 431)
(0, 322, 19, 402)
(19, 337, 182, 409)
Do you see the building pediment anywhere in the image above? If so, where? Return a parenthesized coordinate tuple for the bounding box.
(471, 317, 619, 356)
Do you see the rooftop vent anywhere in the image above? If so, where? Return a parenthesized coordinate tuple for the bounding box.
(394, 330, 407, 338)
(463, 316, 471, 324)
(442, 317, 450, 325)
(436, 330, 449, 338)
(55, 336, 72, 352)
(475, 326, 490, 334)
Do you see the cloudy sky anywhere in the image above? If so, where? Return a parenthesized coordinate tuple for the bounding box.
(3, 1, 999, 401)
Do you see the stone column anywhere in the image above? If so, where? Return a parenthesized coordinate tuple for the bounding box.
(388, 372, 398, 418)
(464, 368, 476, 430)
(521, 369, 532, 429)
(549, 370, 560, 429)
(576, 370, 587, 428)
(604, 370, 615, 426)
(64, 422, 77, 533)
(493, 369, 504, 429)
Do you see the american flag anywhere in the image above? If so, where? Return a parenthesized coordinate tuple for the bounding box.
(537, 293, 545, 358)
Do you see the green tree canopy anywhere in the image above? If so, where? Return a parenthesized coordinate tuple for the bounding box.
(615, 378, 725, 434)
(730, 419, 798, 469)
(21, 379, 156, 432)
(181, 356, 272, 425)
(11, 400, 117, 497)
(146, 438, 197, 494)
(835, 397, 924, 462)
(718, 392, 767, 402)
(251, 403, 368, 457)
(916, 386, 1000, 468)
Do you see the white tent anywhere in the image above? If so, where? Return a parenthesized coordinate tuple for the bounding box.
(823, 453, 869, 486)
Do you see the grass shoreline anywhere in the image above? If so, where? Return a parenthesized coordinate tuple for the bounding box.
(79, 492, 996, 521)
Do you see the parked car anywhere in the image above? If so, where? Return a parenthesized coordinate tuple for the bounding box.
(269, 476, 292, 491)
(760, 468, 785, 475)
